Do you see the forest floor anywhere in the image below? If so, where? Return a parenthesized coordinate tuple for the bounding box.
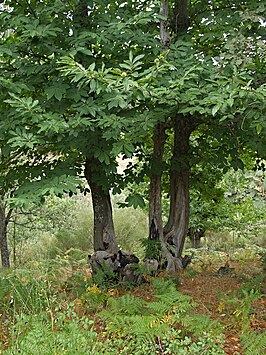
(178, 259, 266, 354)
(0, 254, 265, 354)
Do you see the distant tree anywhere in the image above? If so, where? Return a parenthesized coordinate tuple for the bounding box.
(0, 194, 12, 268)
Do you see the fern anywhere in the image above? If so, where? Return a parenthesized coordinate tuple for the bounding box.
(99, 278, 225, 350)
(151, 278, 193, 315)
(106, 294, 147, 315)
(130, 314, 169, 340)
(182, 313, 222, 336)
(240, 331, 266, 355)
(152, 278, 177, 295)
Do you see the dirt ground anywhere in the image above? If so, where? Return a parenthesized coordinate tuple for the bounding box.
(178, 260, 266, 355)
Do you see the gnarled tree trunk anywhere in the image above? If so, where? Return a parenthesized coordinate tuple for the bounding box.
(85, 158, 118, 254)
(149, 123, 167, 242)
(162, 117, 196, 270)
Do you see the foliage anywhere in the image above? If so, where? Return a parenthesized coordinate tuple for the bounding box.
(240, 331, 266, 355)
(5, 312, 98, 354)
(141, 238, 161, 259)
(1, 250, 265, 354)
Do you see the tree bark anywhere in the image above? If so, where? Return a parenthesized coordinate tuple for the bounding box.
(163, 117, 195, 268)
(0, 198, 11, 268)
(160, 0, 171, 48)
(188, 228, 205, 249)
(173, 0, 190, 34)
(84, 158, 119, 254)
(149, 123, 167, 242)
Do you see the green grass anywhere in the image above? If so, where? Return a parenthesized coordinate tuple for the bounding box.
(0, 263, 225, 354)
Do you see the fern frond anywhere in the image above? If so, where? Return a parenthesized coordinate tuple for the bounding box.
(130, 314, 169, 340)
(240, 331, 266, 355)
(147, 300, 172, 315)
(106, 294, 147, 315)
(182, 313, 222, 336)
(152, 279, 193, 316)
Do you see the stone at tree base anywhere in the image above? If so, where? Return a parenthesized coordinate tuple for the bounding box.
(143, 258, 159, 274)
(88, 250, 141, 285)
(121, 263, 144, 285)
(181, 254, 194, 268)
(117, 250, 139, 268)
(88, 251, 120, 274)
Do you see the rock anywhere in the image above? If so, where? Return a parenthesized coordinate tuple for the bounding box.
(88, 250, 141, 286)
(143, 258, 159, 274)
(117, 250, 139, 269)
(88, 251, 120, 274)
(121, 263, 144, 285)
(181, 254, 194, 268)
(217, 262, 234, 275)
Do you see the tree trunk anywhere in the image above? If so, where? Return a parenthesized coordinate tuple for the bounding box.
(148, 123, 167, 242)
(163, 117, 195, 269)
(0, 199, 11, 268)
(188, 228, 205, 249)
(160, 0, 171, 48)
(84, 158, 119, 254)
(173, 0, 190, 34)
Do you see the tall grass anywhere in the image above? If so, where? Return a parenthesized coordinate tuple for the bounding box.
(8, 195, 148, 265)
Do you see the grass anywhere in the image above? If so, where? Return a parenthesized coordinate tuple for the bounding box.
(0, 248, 265, 354)
(1, 195, 265, 353)
(0, 266, 226, 354)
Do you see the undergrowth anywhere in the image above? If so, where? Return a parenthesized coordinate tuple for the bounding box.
(240, 331, 266, 355)
(0, 249, 264, 354)
(0, 266, 225, 354)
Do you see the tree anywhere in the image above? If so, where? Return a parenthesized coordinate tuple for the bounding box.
(0, 1, 265, 273)
(0, 0, 160, 268)
(143, 0, 266, 269)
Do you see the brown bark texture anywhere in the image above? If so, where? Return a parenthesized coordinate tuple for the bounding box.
(149, 123, 167, 242)
(173, 0, 190, 34)
(0, 200, 10, 268)
(163, 117, 194, 262)
(85, 158, 119, 254)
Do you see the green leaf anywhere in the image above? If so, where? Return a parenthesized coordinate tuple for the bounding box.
(212, 104, 221, 116)
(125, 193, 145, 209)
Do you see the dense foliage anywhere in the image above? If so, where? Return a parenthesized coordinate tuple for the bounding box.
(0, 1, 265, 269)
